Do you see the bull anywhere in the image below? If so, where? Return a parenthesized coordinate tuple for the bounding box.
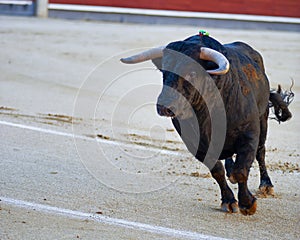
(121, 33, 292, 215)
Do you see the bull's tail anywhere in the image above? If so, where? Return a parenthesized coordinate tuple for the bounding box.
(269, 83, 294, 123)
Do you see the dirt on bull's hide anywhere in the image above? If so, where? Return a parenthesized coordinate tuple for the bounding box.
(242, 64, 260, 88)
(240, 80, 251, 96)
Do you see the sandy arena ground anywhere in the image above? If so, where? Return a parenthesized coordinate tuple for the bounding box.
(0, 16, 299, 239)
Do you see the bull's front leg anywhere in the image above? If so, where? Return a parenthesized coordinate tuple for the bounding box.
(229, 133, 258, 215)
(210, 160, 238, 213)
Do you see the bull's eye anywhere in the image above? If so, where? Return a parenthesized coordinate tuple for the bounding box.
(184, 71, 197, 82)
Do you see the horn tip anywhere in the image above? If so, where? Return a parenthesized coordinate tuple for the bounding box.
(121, 56, 141, 64)
(120, 58, 127, 63)
(120, 57, 133, 64)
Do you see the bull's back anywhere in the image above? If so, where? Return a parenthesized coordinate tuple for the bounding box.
(224, 42, 270, 116)
(225, 42, 265, 72)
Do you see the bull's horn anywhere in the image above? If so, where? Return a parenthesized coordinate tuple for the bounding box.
(199, 47, 230, 75)
(120, 46, 165, 64)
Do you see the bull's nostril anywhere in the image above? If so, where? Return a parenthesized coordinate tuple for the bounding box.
(157, 104, 175, 117)
(166, 108, 175, 117)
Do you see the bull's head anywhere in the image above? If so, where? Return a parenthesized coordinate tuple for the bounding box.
(121, 41, 230, 120)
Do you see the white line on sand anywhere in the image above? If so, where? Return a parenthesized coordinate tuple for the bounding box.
(0, 196, 230, 240)
(0, 120, 183, 156)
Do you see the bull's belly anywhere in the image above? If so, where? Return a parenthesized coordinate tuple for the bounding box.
(217, 133, 239, 160)
(219, 150, 235, 160)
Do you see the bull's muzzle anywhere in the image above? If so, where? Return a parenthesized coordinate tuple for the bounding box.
(157, 86, 178, 118)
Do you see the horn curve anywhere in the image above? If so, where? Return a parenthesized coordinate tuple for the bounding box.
(120, 46, 165, 64)
(199, 47, 230, 75)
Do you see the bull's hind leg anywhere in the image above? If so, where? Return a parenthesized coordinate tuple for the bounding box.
(210, 160, 238, 213)
(257, 110, 274, 196)
(257, 145, 274, 195)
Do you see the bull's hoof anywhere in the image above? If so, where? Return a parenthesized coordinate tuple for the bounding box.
(258, 185, 274, 197)
(221, 201, 239, 213)
(239, 199, 257, 216)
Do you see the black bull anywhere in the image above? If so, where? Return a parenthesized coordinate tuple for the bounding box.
(121, 34, 292, 215)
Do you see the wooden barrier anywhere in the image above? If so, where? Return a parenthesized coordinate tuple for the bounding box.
(48, 0, 300, 18)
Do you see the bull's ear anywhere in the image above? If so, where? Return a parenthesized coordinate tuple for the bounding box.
(151, 58, 163, 71)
